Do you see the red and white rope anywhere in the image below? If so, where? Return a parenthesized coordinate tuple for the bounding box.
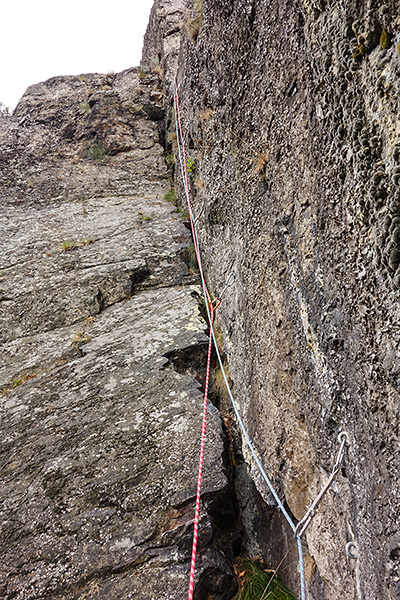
(187, 305, 215, 600)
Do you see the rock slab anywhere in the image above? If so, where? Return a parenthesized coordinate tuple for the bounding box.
(0, 68, 237, 599)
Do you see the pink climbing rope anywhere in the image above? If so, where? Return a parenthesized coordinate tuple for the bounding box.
(187, 303, 215, 600)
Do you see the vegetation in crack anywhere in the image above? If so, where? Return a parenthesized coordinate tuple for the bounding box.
(1, 373, 37, 396)
(234, 559, 297, 600)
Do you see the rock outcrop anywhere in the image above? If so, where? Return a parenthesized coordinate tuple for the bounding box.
(2, 0, 400, 598)
(143, 1, 400, 599)
(0, 69, 237, 598)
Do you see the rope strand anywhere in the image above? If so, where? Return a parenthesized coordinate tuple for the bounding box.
(187, 305, 215, 600)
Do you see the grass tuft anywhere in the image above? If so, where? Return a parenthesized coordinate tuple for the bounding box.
(72, 331, 91, 350)
(89, 141, 107, 160)
(235, 559, 297, 600)
(1, 373, 37, 396)
(164, 152, 176, 169)
(164, 188, 177, 204)
(60, 239, 94, 252)
(79, 102, 91, 113)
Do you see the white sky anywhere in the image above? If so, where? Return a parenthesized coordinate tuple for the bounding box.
(0, 0, 155, 110)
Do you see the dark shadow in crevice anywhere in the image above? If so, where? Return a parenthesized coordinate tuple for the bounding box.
(163, 343, 210, 392)
(129, 267, 152, 294)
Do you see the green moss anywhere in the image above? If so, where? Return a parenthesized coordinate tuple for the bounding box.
(380, 26, 391, 50)
(235, 559, 297, 600)
(79, 102, 91, 113)
(352, 44, 365, 61)
(174, 208, 190, 219)
(397, 42, 400, 56)
(89, 141, 107, 160)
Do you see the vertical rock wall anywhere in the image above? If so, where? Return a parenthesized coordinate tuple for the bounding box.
(144, 0, 400, 598)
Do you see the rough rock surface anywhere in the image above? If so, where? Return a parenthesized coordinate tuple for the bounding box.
(0, 69, 237, 598)
(143, 1, 400, 599)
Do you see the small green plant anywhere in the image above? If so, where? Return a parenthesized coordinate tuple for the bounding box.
(137, 67, 149, 80)
(141, 215, 152, 222)
(174, 207, 190, 219)
(380, 26, 391, 50)
(72, 330, 91, 350)
(234, 559, 297, 600)
(164, 152, 176, 169)
(89, 141, 107, 160)
(186, 156, 196, 173)
(1, 373, 37, 396)
(164, 188, 177, 204)
(61, 240, 78, 251)
(79, 102, 91, 113)
(60, 239, 94, 251)
(352, 43, 365, 60)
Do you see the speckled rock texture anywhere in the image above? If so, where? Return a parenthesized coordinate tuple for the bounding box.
(0, 69, 237, 599)
(143, 0, 400, 598)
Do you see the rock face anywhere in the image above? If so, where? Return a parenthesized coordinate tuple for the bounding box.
(143, 1, 400, 599)
(0, 70, 237, 598)
(2, 1, 400, 598)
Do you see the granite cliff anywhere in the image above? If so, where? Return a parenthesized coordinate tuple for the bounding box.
(1, 0, 400, 599)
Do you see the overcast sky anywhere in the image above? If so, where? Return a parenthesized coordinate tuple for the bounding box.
(0, 0, 155, 110)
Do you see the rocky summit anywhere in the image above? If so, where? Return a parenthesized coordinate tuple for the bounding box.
(1, 1, 400, 599)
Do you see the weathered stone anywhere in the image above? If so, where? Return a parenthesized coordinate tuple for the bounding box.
(144, 0, 400, 598)
(0, 68, 168, 205)
(0, 65, 237, 599)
